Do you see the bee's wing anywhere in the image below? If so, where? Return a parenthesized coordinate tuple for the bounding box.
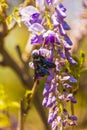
(40, 66, 50, 75)
(41, 59, 56, 68)
(35, 66, 50, 77)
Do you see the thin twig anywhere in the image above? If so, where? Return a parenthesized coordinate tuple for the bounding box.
(31, 79, 38, 99)
(17, 79, 38, 130)
(16, 45, 25, 64)
(17, 99, 26, 130)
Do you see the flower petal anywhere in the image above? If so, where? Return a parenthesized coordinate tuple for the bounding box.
(29, 23, 45, 34)
(69, 75, 77, 83)
(64, 35, 72, 45)
(31, 34, 43, 44)
(51, 14, 59, 28)
(56, 4, 66, 20)
(19, 6, 39, 21)
(36, 0, 45, 12)
(30, 13, 42, 24)
(59, 24, 66, 36)
(62, 21, 71, 30)
(45, 0, 53, 6)
(68, 115, 78, 121)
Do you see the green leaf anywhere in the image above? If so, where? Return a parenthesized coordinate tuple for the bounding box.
(0, 0, 8, 9)
(6, 15, 13, 28)
(1, 3, 8, 8)
(25, 90, 33, 98)
(12, 7, 21, 26)
(6, 7, 21, 28)
(59, 104, 63, 113)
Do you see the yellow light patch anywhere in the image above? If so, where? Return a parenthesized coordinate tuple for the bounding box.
(59, 103, 63, 113)
(45, 11, 53, 30)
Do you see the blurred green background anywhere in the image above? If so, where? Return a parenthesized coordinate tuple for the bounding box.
(0, 0, 87, 130)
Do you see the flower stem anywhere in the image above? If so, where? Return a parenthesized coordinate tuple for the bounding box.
(31, 79, 38, 99)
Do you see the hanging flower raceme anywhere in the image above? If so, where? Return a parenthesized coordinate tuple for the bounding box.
(19, 1, 78, 130)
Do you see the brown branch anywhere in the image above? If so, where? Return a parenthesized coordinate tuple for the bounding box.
(0, 46, 33, 87)
(17, 99, 25, 130)
(0, 42, 50, 130)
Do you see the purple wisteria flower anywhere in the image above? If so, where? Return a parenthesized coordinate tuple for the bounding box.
(20, 1, 78, 130)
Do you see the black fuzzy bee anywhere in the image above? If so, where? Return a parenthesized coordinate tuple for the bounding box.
(32, 52, 56, 79)
(35, 66, 50, 77)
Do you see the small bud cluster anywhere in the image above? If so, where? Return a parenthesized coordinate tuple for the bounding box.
(19, 0, 78, 130)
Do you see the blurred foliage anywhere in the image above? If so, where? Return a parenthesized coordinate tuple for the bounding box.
(77, 36, 87, 66)
(0, 0, 87, 130)
(6, 7, 21, 29)
(0, 0, 8, 9)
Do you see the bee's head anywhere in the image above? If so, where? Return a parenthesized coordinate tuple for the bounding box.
(32, 49, 39, 59)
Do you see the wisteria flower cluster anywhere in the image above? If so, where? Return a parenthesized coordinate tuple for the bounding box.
(19, 0, 78, 130)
